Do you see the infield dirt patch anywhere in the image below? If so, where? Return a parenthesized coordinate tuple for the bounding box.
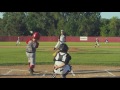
(0, 65, 120, 78)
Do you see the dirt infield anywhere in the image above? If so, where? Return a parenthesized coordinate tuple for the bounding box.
(0, 65, 120, 78)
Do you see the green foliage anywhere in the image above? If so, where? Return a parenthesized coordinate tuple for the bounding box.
(0, 12, 120, 36)
(0, 12, 101, 36)
(100, 17, 120, 36)
(1, 12, 27, 36)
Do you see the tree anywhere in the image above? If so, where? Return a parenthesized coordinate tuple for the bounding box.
(2, 12, 27, 36)
(108, 17, 120, 36)
(100, 18, 110, 36)
(0, 12, 104, 36)
(78, 12, 101, 36)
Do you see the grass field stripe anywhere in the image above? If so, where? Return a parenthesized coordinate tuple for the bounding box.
(105, 70, 116, 76)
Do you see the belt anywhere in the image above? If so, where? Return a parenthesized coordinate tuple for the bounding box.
(26, 52, 34, 53)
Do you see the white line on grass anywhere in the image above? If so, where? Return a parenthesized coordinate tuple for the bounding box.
(105, 70, 116, 77)
(3, 70, 13, 75)
(1, 69, 28, 75)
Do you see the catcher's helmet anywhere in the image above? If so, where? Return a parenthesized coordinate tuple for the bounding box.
(32, 32, 40, 40)
(59, 43, 68, 52)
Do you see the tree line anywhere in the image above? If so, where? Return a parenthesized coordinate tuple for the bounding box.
(0, 12, 120, 36)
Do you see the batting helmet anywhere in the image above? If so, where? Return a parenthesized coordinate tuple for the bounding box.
(59, 43, 69, 52)
(32, 32, 40, 40)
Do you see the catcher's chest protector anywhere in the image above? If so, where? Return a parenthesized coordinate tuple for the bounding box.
(57, 53, 66, 61)
(55, 52, 71, 65)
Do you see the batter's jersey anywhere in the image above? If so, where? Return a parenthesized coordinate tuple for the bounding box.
(26, 40, 37, 53)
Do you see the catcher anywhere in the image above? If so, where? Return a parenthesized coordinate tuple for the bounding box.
(26, 32, 40, 75)
(52, 43, 72, 78)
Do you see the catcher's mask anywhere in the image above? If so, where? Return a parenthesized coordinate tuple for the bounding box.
(59, 43, 68, 52)
(32, 32, 40, 40)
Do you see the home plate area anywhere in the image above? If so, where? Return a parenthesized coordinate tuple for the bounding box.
(0, 65, 120, 78)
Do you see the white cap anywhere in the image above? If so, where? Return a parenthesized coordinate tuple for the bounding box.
(61, 30, 64, 32)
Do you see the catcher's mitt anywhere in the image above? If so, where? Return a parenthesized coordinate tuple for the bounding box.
(52, 50, 59, 57)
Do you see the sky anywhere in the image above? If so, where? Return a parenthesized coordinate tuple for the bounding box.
(0, 12, 120, 19)
(0, 13, 3, 18)
(100, 12, 120, 19)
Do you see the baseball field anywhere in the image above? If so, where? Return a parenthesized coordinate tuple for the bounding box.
(0, 42, 120, 78)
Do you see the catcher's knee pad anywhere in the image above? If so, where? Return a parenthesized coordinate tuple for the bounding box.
(54, 65, 71, 75)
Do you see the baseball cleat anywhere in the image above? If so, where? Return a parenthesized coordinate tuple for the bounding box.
(29, 69, 34, 75)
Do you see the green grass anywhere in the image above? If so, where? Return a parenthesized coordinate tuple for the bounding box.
(0, 42, 120, 66)
(0, 42, 120, 46)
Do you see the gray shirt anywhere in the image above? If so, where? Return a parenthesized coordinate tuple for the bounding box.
(26, 40, 37, 53)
